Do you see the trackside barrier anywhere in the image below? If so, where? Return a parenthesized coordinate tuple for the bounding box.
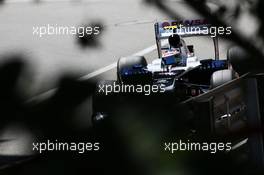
(183, 73, 264, 169)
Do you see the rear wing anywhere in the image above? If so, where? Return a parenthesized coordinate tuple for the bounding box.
(154, 19, 219, 60)
(154, 19, 210, 39)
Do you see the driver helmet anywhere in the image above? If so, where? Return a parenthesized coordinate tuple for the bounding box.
(168, 34, 182, 48)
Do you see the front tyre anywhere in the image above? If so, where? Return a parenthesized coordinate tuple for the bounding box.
(117, 56, 147, 83)
(210, 69, 235, 89)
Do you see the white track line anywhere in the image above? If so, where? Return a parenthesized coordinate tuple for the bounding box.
(79, 44, 157, 80)
(28, 44, 158, 102)
(78, 62, 117, 81)
(231, 138, 248, 150)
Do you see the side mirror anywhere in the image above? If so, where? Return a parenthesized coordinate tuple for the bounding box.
(187, 45, 195, 56)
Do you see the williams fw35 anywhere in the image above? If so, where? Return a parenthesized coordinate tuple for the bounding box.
(92, 19, 237, 123)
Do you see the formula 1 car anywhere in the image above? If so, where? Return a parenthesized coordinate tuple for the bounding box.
(91, 20, 264, 172)
(118, 20, 235, 94)
(92, 19, 235, 123)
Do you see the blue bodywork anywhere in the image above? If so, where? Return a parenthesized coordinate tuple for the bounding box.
(119, 59, 228, 97)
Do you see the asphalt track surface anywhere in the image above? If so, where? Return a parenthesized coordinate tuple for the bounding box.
(0, 0, 231, 161)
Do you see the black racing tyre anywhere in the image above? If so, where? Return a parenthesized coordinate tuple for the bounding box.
(227, 46, 264, 75)
(227, 46, 249, 75)
(210, 69, 234, 89)
(117, 56, 147, 82)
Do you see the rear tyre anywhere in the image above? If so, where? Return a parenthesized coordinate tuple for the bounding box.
(226, 46, 264, 75)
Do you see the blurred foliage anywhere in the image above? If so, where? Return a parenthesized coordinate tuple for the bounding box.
(0, 0, 264, 175)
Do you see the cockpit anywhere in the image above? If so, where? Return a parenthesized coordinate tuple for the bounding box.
(161, 34, 188, 67)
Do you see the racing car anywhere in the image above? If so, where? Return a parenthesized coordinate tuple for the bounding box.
(92, 19, 235, 123)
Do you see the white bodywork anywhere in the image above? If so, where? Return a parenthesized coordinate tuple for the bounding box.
(147, 56, 201, 73)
